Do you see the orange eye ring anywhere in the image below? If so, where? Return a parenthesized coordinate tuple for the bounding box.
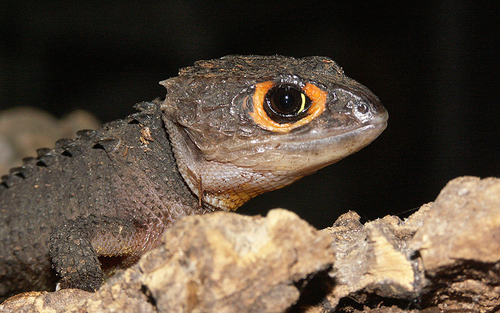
(249, 81, 327, 133)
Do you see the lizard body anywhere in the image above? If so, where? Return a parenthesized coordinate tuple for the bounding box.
(0, 55, 387, 299)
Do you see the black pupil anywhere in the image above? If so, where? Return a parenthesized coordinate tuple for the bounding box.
(269, 87, 304, 116)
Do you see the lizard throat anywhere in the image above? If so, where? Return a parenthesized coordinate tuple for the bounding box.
(178, 159, 303, 211)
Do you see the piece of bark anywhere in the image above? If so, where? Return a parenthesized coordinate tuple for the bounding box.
(0, 209, 335, 312)
(411, 176, 500, 268)
(409, 176, 500, 312)
(139, 209, 335, 313)
(2, 176, 500, 313)
(311, 208, 428, 312)
(316, 176, 500, 312)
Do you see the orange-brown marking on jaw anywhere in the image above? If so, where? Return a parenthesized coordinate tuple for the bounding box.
(249, 81, 327, 133)
(207, 186, 266, 211)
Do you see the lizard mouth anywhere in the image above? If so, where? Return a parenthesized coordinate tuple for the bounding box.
(278, 116, 388, 145)
(203, 118, 386, 175)
(250, 119, 388, 174)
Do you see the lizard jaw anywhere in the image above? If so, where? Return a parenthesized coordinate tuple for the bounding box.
(262, 121, 388, 175)
(163, 115, 387, 212)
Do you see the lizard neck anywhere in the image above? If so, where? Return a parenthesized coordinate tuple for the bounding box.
(124, 103, 219, 219)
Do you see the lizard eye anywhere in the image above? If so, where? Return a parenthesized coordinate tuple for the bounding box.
(249, 81, 328, 133)
(264, 84, 311, 120)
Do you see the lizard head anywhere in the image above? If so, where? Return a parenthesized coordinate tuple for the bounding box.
(160, 55, 388, 211)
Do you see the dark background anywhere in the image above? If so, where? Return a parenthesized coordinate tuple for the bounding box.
(1, 1, 499, 228)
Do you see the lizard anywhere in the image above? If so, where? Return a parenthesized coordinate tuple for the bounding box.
(0, 55, 388, 300)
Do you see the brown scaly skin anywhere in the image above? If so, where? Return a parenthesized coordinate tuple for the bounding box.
(0, 55, 387, 300)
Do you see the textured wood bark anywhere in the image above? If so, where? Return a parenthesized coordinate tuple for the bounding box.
(3, 176, 500, 312)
